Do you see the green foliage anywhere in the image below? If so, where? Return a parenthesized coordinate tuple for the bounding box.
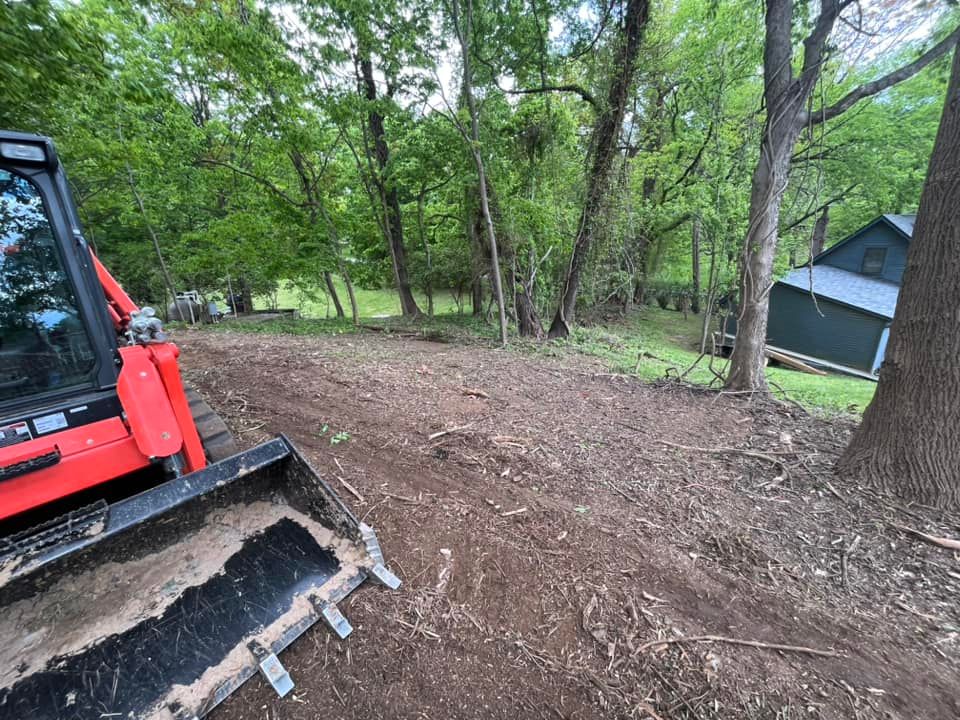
(0, 0, 948, 334)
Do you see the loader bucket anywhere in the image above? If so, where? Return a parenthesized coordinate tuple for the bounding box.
(0, 436, 399, 720)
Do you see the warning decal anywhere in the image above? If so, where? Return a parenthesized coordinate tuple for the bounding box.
(0, 421, 32, 448)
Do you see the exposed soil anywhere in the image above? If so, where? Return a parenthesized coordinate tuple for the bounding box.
(178, 327, 960, 720)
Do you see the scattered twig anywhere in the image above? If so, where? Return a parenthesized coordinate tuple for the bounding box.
(655, 439, 782, 466)
(891, 524, 960, 551)
(461, 388, 489, 399)
(337, 476, 366, 504)
(632, 634, 839, 658)
(824, 481, 846, 502)
(428, 423, 474, 441)
(501, 507, 528, 517)
(608, 481, 642, 505)
(378, 490, 420, 504)
(841, 534, 861, 587)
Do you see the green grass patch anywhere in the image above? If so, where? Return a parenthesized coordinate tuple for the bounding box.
(552, 307, 876, 415)
(261, 279, 463, 319)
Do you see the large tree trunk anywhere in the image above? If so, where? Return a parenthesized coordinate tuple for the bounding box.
(837, 48, 960, 509)
(547, 0, 650, 338)
(358, 53, 421, 317)
(725, 125, 797, 390)
(725, 0, 812, 391)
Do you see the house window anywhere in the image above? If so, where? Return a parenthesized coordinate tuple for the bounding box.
(861, 247, 886, 275)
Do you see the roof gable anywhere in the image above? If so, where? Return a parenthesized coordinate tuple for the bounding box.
(812, 214, 915, 266)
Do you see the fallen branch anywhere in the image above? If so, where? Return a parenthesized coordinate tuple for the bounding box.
(501, 507, 528, 517)
(891, 524, 960, 551)
(378, 490, 420, 504)
(428, 423, 474, 441)
(632, 634, 839, 658)
(461, 387, 489, 399)
(655, 439, 781, 466)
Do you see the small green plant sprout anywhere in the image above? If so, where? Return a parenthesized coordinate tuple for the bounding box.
(330, 431, 350, 445)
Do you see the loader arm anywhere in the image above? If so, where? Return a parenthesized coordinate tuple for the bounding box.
(91, 250, 139, 333)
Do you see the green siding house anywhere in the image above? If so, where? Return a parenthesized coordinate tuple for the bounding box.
(765, 214, 913, 377)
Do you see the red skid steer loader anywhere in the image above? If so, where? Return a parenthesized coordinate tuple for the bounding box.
(0, 131, 399, 720)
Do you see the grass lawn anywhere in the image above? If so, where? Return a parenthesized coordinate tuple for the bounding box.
(233, 284, 875, 416)
(261, 279, 463, 319)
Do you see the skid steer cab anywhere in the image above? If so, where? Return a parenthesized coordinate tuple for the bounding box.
(0, 131, 399, 720)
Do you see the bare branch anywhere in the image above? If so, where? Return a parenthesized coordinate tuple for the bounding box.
(811, 26, 960, 125)
(781, 183, 859, 232)
(505, 84, 598, 108)
(198, 158, 304, 208)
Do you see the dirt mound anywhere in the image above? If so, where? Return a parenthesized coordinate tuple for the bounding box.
(178, 328, 959, 719)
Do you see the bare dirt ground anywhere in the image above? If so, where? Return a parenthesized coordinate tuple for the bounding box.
(178, 327, 960, 720)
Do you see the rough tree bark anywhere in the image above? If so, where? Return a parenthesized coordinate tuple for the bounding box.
(837, 48, 960, 509)
(547, 0, 650, 338)
(450, 0, 508, 345)
(725, 2, 959, 391)
(357, 51, 421, 317)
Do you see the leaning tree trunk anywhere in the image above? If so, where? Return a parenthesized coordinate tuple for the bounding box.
(547, 0, 650, 338)
(837, 48, 960, 509)
(323, 271, 345, 319)
(358, 52, 421, 317)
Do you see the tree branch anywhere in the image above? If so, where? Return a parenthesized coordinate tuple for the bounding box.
(810, 26, 960, 125)
(505, 84, 598, 108)
(198, 158, 305, 209)
(655, 212, 692, 235)
(781, 183, 859, 233)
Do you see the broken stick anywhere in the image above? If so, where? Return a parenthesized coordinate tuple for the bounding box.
(631, 634, 839, 658)
(655, 439, 781, 466)
(337, 476, 366, 504)
(891, 524, 960, 551)
(428, 423, 474, 441)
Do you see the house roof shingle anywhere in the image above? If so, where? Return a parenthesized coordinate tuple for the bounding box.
(779, 265, 900, 319)
(882, 214, 915, 238)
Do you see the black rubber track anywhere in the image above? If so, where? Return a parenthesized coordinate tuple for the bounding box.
(185, 387, 239, 462)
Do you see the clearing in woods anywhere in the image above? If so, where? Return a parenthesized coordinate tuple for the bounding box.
(179, 328, 959, 720)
